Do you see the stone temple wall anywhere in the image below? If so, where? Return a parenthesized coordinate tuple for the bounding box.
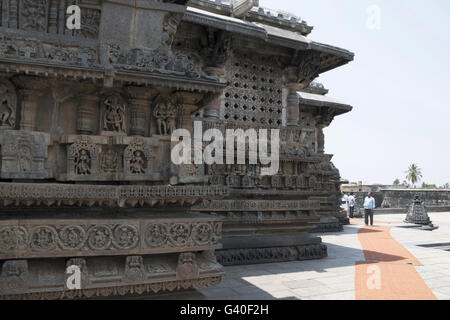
(380, 189, 450, 209)
(350, 190, 450, 216)
(0, 0, 354, 298)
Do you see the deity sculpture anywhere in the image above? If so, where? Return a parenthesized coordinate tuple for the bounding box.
(130, 150, 146, 174)
(18, 146, 32, 172)
(100, 148, 118, 173)
(75, 149, 91, 175)
(0, 81, 16, 128)
(153, 96, 178, 136)
(103, 95, 126, 133)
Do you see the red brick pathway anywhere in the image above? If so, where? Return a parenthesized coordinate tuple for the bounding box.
(355, 225, 436, 300)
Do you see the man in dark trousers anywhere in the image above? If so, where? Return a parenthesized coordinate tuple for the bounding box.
(363, 192, 376, 226)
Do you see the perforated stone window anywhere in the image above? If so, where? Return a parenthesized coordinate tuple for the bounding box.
(222, 55, 283, 126)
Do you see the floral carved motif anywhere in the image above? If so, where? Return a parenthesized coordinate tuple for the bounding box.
(30, 226, 57, 252)
(0, 227, 28, 252)
(145, 224, 169, 248)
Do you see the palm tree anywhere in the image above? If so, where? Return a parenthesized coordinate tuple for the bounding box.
(405, 164, 423, 188)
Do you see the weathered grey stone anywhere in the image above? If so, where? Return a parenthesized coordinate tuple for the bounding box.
(0, 0, 354, 299)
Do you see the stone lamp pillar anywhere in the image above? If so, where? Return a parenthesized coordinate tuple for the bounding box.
(77, 95, 100, 135)
(203, 67, 225, 120)
(127, 87, 157, 137)
(129, 98, 148, 136)
(286, 83, 300, 126)
(20, 89, 44, 131)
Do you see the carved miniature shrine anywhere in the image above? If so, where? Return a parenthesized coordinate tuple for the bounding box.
(0, 0, 353, 299)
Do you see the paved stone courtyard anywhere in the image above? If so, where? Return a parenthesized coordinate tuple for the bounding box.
(191, 212, 450, 300)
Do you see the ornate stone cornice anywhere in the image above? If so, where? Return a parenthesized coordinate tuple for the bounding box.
(0, 32, 225, 92)
(0, 183, 229, 208)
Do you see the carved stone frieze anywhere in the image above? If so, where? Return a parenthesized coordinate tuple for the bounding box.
(63, 135, 160, 182)
(0, 35, 99, 67)
(193, 200, 320, 212)
(0, 252, 223, 299)
(108, 45, 214, 81)
(216, 243, 327, 266)
(0, 218, 222, 260)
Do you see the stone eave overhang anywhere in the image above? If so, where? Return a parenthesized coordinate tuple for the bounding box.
(112, 69, 226, 92)
(187, 0, 313, 36)
(0, 57, 226, 93)
(184, 7, 354, 72)
(297, 91, 353, 116)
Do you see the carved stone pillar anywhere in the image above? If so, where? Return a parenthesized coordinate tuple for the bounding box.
(286, 84, 300, 126)
(129, 98, 148, 136)
(77, 95, 100, 135)
(20, 89, 44, 131)
(176, 92, 204, 133)
(203, 96, 221, 120)
(203, 67, 225, 120)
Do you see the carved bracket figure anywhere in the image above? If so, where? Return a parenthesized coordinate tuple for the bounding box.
(0, 79, 17, 129)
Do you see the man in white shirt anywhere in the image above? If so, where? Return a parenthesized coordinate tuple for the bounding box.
(363, 192, 376, 226)
(348, 192, 356, 218)
(341, 191, 349, 215)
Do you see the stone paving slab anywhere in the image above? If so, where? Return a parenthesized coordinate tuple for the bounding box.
(165, 212, 450, 301)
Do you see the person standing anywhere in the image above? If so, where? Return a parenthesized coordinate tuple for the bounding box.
(341, 191, 349, 216)
(363, 192, 376, 226)
(348, 192, 356, 218)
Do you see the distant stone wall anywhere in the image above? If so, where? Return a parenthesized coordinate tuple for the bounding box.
(380, 189, 450, 209)
(351, 192, 383, 208)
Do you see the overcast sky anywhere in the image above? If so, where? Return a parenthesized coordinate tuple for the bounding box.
(260, 0, 450, 186)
